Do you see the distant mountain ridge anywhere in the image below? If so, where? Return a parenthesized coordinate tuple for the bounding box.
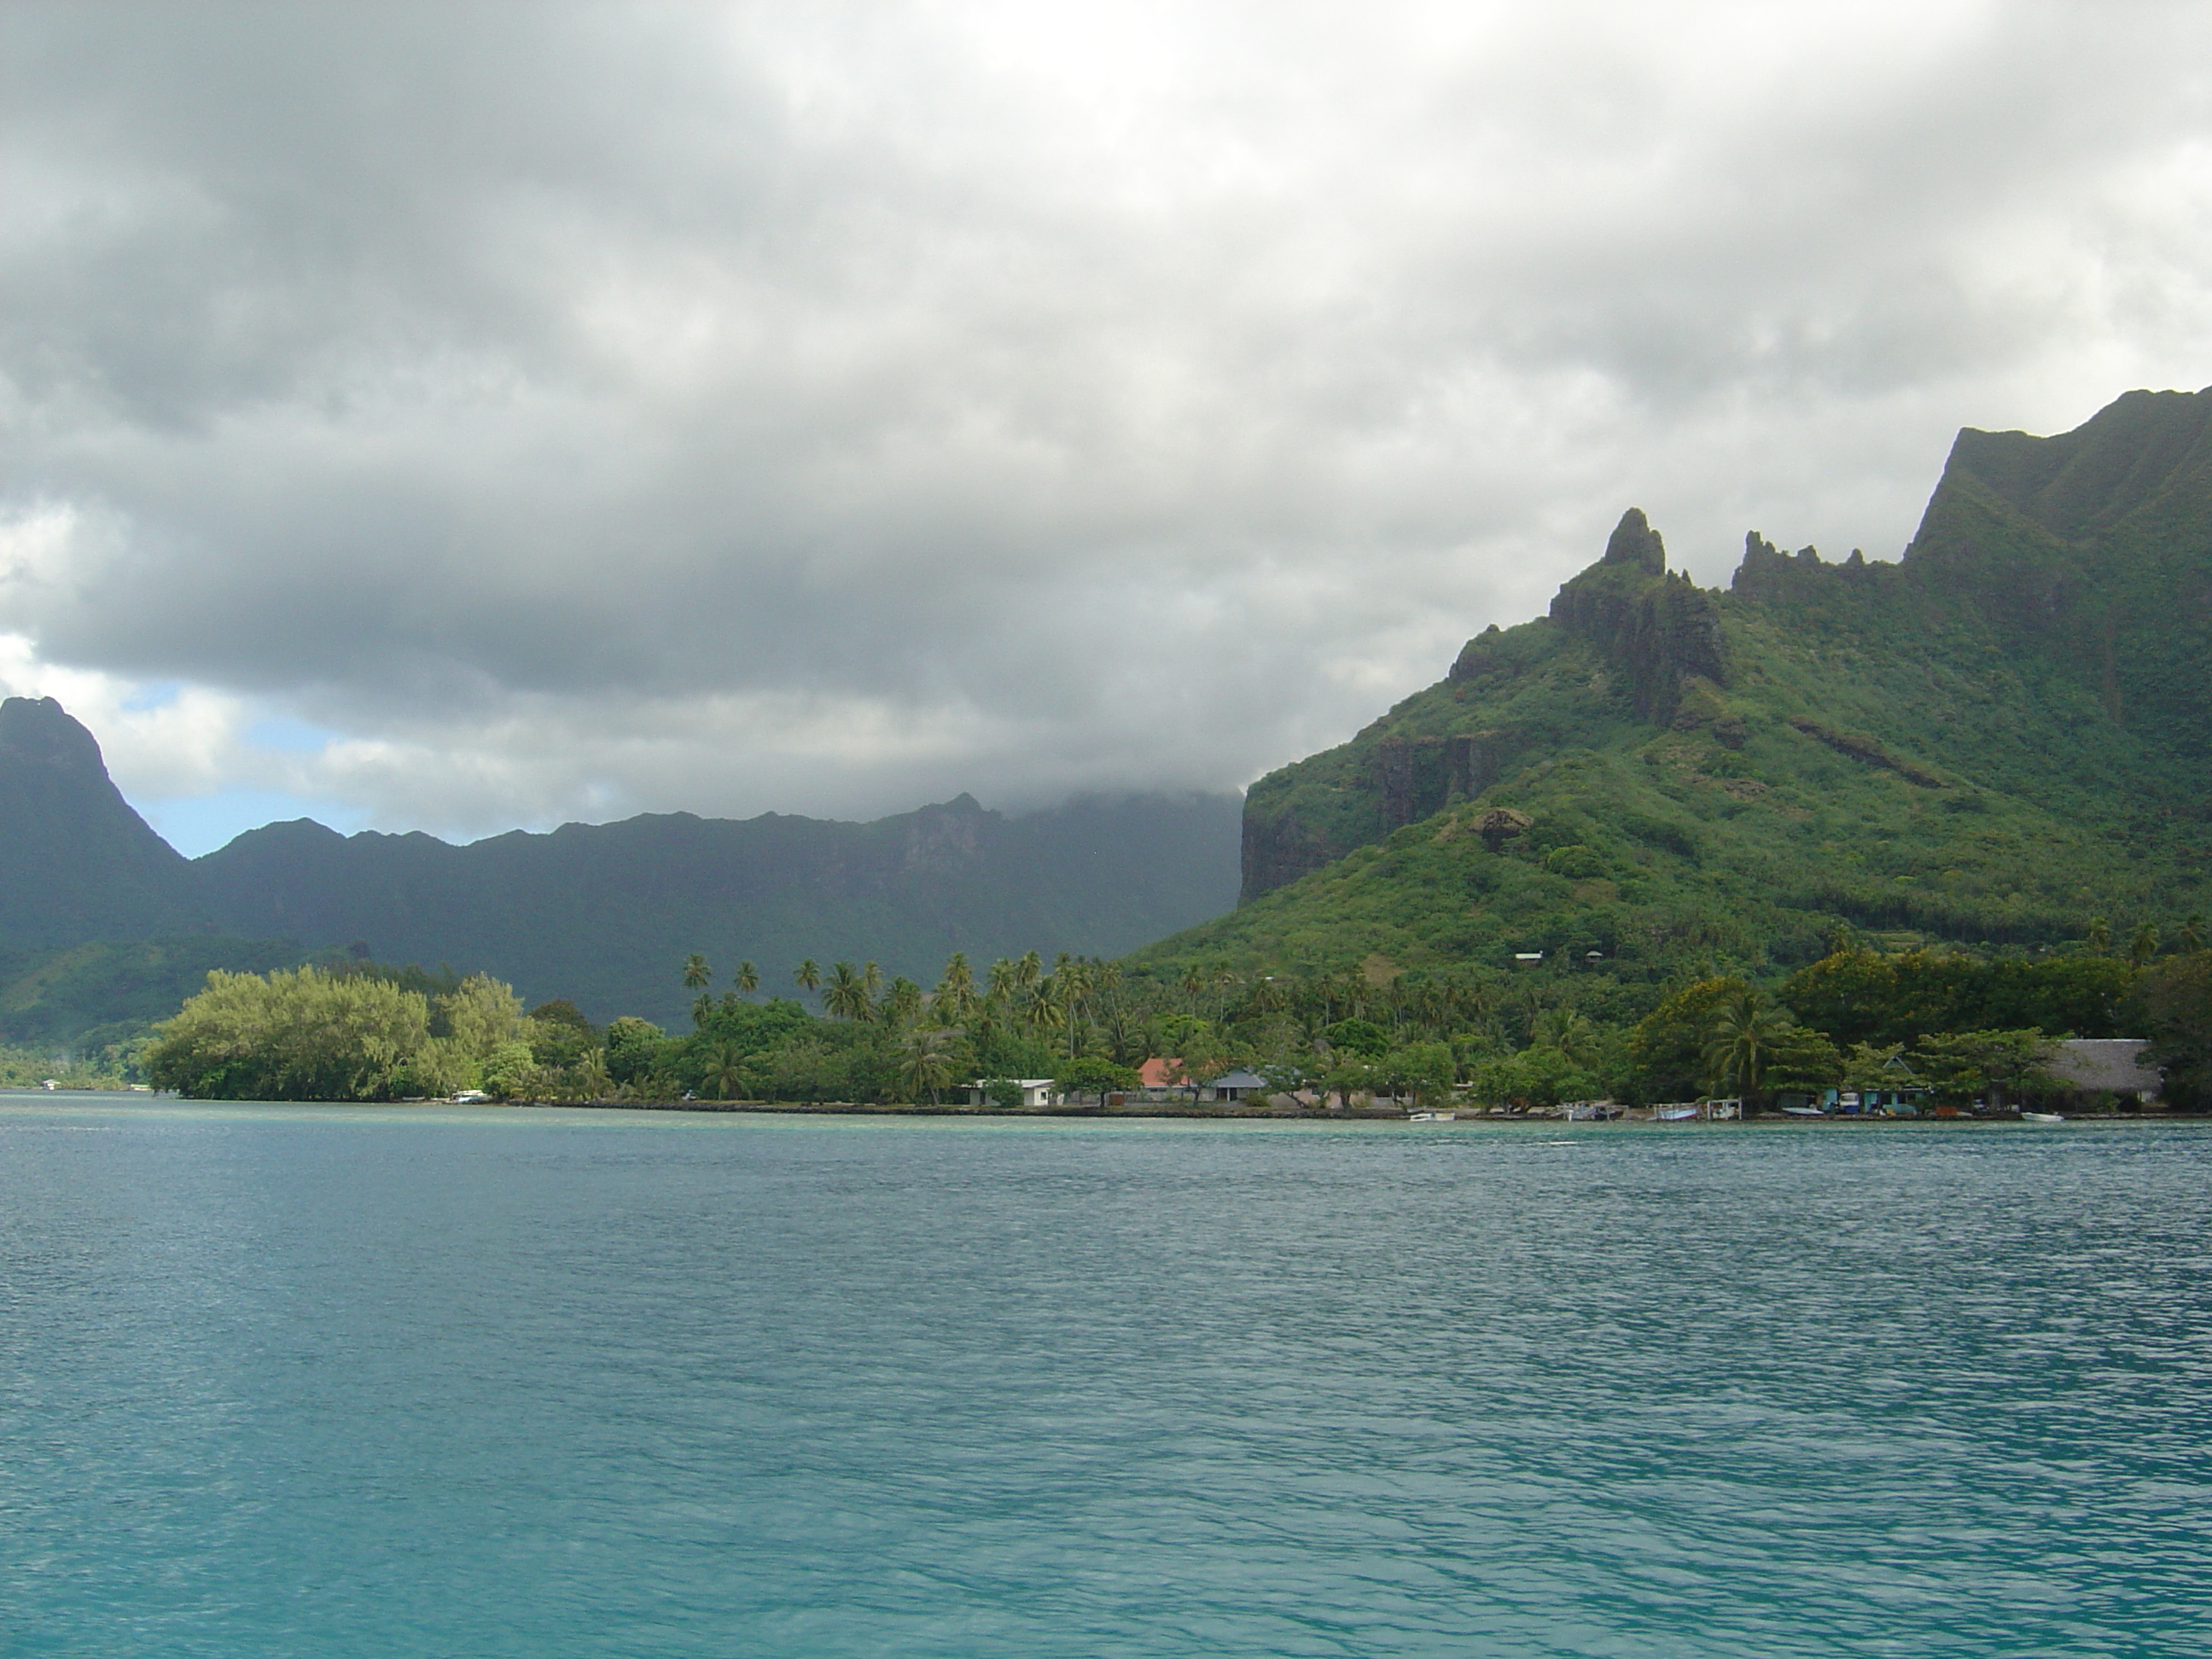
(1142, 385, 2212, 980)
(0, 696, 1242, 1028)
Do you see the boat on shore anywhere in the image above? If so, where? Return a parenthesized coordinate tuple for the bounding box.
(2021, 1111, 2067, 1124)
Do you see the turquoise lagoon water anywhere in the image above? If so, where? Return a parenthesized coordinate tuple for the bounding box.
(1, 1098, 2208, 1657)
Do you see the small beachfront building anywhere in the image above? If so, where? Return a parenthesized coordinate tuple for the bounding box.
(1207, 1069, 1268, 1103)
(2046, 1039, 2161, 1109)
(963, 1078, 1062, 1109)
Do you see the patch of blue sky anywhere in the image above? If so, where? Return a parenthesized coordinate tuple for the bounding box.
(120, 681, 182, 711)
(244, 717, 335, 753)
(133, 789, 367, 859)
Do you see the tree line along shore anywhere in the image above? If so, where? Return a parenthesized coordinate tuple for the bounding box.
(100, 927, 2212, 1115)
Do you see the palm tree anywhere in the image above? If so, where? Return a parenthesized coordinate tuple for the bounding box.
(897, 1027, 959, 1106)
(2186, 915, 2209, 955)
(1530, 1007, 1599, 1068)
(2129, 922, 2160, 966)
(1179, 963, 1205, 1013)
(794, 959, 821, 999)
(683, 953, 712, 992)
(987, 957, 1019, 1004)
(861, 961, 883, 1010)
(573, 1048, 613, 1103)
(1703, 994, 1796, 1104)
(885, 976, 924, 1028)
(734, 960, 760, 996)
(701, 1040, 748, 1101)
(1022, 977, 1068, 1040)
(823, 961, 872, 1022)
(1016, 950, 1044, 997)
(2085, 917, 2113, 957)
(934, 952, 977, 1024)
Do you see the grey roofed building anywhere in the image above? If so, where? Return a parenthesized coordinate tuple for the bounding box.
(2046, 1039, 2161, 1102)
(1208, 1069, 1269, 1102)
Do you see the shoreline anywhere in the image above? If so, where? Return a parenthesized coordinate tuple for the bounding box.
(524, 1097, 2197, 1126)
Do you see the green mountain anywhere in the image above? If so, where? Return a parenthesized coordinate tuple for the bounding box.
(0, 696, 203, 946)
(0, 694, 1243, 1038)
(1146, 387, 2212, 983)
(194, 791, 1240, 1026)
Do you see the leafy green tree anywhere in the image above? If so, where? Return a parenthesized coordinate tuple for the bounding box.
(1468, 1046, 1599, 1109)
(603, 1016, 667, 1085)
(146, 967, 432, 1101)
(1908, 1028, 2061, 1109)
(1324, 1018, 1391, 1059)
(525, 999, 595, 1068)
(1842, 1042, 1912, 1090)
(1055, 1055, 1138, 1106)
(2086, 917, 2113, 957)
(1625, 975, 1750, 1102)
(1381, 1041, 1458, 1109)
(2136, 951, 2212, 1108)
(439, 975, 526, 1061)
(480, 1039, 538, 1101)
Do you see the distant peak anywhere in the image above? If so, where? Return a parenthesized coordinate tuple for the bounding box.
(0, 696, 108, 777)
(1601, 509, 1667, 574)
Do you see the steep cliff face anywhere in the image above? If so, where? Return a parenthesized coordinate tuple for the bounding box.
(1185, 387, 2212, 980)
(1902, 384, 2212, 748)
(1238, 508, 1722, 901)
(0, 696, 204, 949)
(1546, 509, 1727, 722)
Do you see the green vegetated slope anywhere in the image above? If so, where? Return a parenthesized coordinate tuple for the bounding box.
(1141, 387, 2212, 982)
(0, 936, 321, 1052)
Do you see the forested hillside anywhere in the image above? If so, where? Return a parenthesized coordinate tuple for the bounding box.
(1147, 387, 2212, 985)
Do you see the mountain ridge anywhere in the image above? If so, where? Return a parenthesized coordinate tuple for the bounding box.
(1151, 385, 2212, 985)
(0, 703, 1242, 1029)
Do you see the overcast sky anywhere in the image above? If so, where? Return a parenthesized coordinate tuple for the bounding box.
(3, 2, 2209, 855)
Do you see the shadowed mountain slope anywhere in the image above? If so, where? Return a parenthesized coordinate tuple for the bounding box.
(0, 692, 1242, 1033)
(1144, 387, 2212, 983)
(195, 790, 1241, 1025)
(0, 696, 203, 948)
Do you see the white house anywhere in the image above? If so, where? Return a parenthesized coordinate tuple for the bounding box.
(965, 1078, 1062, 1109)
(1207, 1069, 1269, 1103)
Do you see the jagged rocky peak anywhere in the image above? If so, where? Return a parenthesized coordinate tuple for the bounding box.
(0, 695, 109, 777)
(1600, 507, 1667, 574)
(1547, 509, 1726, 723)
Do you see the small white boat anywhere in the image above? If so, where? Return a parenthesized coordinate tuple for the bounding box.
(2021, 1111, 2066, 1124)
(1656, 1105, 1700, 1121)
(1780, 1105, 1827, 1118)
(1407, 1110, 1457, 1122)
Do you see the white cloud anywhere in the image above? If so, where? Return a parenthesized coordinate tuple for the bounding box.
(0, 0, 2209, 838)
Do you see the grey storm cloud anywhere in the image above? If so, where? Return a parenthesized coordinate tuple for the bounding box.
(2, 1, 2210, 838)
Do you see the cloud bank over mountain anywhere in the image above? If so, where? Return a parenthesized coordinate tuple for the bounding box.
(2, 1, 2209, 849)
